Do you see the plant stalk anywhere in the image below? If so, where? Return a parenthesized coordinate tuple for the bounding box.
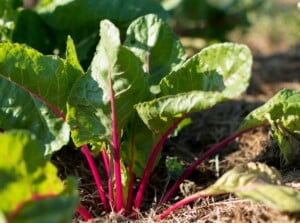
(101, 150, 114, 207)
(109, 72, 124, 212)
(159, 123, 269, 205)
(76, 205, 93, 221)
(125, 168, 135, 214)
(159, 191, 203, 220)
(133, 115, 188, 210)
(81, 145, 109, 212)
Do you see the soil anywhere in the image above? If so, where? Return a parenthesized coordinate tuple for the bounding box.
(50, 9, 300, 223)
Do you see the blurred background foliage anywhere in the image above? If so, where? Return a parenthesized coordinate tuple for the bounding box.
(0, 0, 299, 66)
(159, 0, 265, 40)
(157, 0, 300, 55)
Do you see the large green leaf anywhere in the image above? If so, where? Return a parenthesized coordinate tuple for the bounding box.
(0, 130, 78, 220)
(0, 38, 83, 113)
(35, 0, 168, 65)
(160, 43, 251, 98)
(201, 162, 300, 212)
(0, 79, 69, 155)
(67, 20, 149, 147)
(0, 38, 83, 154)
(136, 43, 252, 133)
(36, 0, 167, 32)
(124, 14, 186, 86)
(239, 89, 300, 164)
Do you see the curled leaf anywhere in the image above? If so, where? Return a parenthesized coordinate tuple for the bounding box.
(240, 89, 300, 164)
(203, 162, 300, 212)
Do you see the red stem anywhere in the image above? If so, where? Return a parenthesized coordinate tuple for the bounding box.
(133, 115, 188, 210)
(125, 168, 135, 214)
(109, 73, 123, 212)
(159, 192, 202, 220)
(0, 74, 66, 121)
(76, 204, 93, 221)
(101, 150, 114, 207)
(159, 123, 269, 205)
(81, 145, 109, 212)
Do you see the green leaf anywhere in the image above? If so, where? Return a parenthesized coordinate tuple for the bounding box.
(136, 43, 252, 133)
(0, 39, 83, 154)
(9, 178, 78, 223)
(136, 91, 225, 134)
(36, 0, 167, 32)
(160, 43, 251, 98)
(35, 0, 167, 64)
(240, 89, 300, 130)
(0, 40, 83, 113)
(0, 130, 78, 219)
(124, 14, 186, 86)
(272, 124, 300, 165)
(239, 89, 300, 164)
(200, 162, 300, 212)
(165, 156, 184, 180)
(0, 80, 69, 155)
(67, 20, 149, 147)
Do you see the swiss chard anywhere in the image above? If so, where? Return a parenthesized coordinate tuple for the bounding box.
(0, 13, 255, 221)
(67, 14, 252, 214)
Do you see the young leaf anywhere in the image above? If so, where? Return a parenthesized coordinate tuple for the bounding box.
(67, 20, 149, 147)
(124, 14, 186, 86)
(239, 89, 300, 130)
(135, 43, 252, 134)
(160, 162, 300, 219)
(0, 130, 78, 220)
(203, 162, 300, 212)
(239, 89, 300, 164)
(0, 38, 83, 154)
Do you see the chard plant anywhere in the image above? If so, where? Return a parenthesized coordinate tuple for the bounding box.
(1, 12, 300, 222)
